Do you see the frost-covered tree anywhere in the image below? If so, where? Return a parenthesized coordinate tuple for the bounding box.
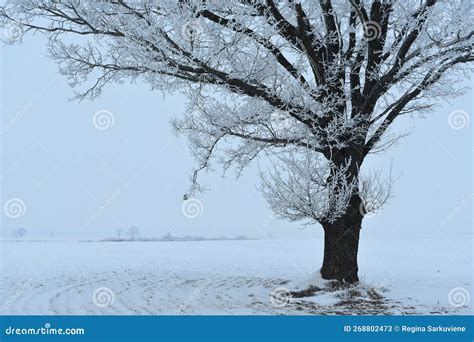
(128, 225, 140, 240)
(13, 227, 27, 239)
(1, 0, 472, 282)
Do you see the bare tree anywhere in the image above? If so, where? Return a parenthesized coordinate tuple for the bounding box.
(115, 228, 123, 240)
(14, 227, 27, 239)
(1, 0, 472, 282)
(127, 226, 140, 240)
(162, 232, 174, 241)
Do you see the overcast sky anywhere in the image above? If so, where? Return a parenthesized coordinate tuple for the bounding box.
(1, 35, 472, 240)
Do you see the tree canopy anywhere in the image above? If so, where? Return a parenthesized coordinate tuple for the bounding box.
(2, 0, 472, 224)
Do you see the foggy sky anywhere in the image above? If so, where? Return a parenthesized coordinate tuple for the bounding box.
(1, 35, 472, 240)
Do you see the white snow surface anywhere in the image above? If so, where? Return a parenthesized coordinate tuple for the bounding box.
(0, 235, 471, 315)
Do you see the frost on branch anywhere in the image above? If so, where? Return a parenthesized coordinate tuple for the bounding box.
(171, 87, 325, 194)
(1, 0, 472, 226)
(260, 151, 357, 224)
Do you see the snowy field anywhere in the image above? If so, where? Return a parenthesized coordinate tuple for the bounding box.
(0, 236, 471, 315)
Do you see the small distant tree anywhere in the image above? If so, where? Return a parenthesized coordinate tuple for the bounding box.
(115, 228, 123, 240)
(162, 232, 173, 241)
(14, 227, 27, 239)
(128, 226, 140, 240)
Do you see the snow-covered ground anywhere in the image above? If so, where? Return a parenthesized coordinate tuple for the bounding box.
(0, 236, 471, 315)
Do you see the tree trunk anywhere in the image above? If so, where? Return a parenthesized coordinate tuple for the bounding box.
(320, 196, 363, 283)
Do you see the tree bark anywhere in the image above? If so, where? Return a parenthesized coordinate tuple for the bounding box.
(320, 196, 363, 283)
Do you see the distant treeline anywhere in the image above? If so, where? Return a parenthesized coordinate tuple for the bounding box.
(100, 232, 256, 242)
